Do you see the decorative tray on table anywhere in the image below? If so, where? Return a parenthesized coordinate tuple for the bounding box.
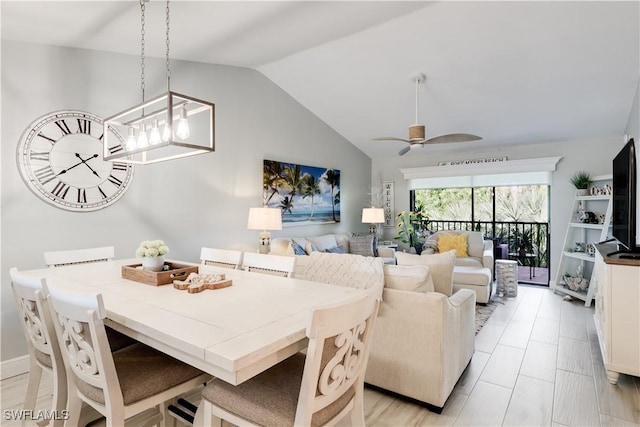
(121, 262, 199, 286)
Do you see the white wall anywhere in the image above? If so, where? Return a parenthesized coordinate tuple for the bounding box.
(0, 41, 372, 361)
(372, 135, 628, 284)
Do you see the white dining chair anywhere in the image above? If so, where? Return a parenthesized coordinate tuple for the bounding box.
(200, 247, 243, 269)
(44, 246, 115, 268)
(10, 267, 66, 427)
(46, 285, 212, 427)
(201, 294, 380, 427)
(44, 246, 134, 352)
(241, 252, 295, 277)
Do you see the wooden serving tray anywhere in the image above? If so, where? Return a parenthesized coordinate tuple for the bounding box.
(122, 262, 199, 286)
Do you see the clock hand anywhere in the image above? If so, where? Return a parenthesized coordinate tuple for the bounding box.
(56, 159, 85, 176)
(75, 153, 101, 178)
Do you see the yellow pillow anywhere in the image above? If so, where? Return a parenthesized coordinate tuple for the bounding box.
(438, 234, 468, 257)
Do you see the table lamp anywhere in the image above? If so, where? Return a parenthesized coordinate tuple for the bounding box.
(362, 207, 385, 234)
(247, 207, 282, 254)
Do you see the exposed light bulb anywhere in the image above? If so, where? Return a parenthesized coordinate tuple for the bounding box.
(176, 105, 190, 139)
(126, 127, 137, 151)
(137, 124, 148, 148)
(149, 118, 162, 145)
(162, 122, 172, 142)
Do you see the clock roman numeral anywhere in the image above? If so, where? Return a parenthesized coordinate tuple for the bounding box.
(52, 182, 70, 199)
(34, 165, 56, 185)
(109, 144, 124, 155)
(97, 186, 107, 199)
(77, 188, 87, 203)
(112, 162, 128, 171)
(107, 174, 123, 187)
(77, 118, 91, 135)
(29, 151, 50, 161)
(55, 119, 71, 136)
(37, 132, 57, 144)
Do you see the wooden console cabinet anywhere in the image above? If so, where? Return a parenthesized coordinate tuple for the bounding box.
(593, 244, 640, 384)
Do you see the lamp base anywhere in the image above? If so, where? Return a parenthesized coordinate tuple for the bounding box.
(258, 231, 271, 254)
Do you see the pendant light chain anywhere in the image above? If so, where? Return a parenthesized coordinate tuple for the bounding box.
(140, 0, 146, 103)
(165, 0, 171, 92)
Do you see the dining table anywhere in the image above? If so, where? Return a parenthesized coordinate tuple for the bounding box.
(19, 258, 369, 388)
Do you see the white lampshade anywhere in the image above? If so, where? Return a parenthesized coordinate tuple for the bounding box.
(362, 208, 385, 224)
(247, 207, 282, 231)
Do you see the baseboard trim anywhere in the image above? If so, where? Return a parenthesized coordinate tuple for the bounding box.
(1, 355, 29, 380)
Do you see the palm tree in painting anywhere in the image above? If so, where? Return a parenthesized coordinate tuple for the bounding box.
(279, 196, 294, 215)
(263, 160, 286, 204)
(301, 174, 321, 219)
(282, 164, 304, 205)
(323, 169, 340, 222)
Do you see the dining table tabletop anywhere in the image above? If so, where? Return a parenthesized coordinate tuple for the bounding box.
(19, 258, 368, 386)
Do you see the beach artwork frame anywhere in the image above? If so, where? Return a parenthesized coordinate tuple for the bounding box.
(263, 159, 340, 226)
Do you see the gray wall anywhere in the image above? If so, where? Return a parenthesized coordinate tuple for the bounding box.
(1, 41, 372, 362)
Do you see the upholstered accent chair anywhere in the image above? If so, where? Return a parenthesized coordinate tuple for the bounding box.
(365, 253, 476, 411)
(46, 286, 211, 426)
(201, 295, 380, 426)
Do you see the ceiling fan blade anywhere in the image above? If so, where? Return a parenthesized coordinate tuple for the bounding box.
(398, 145, 411, 156)
(423, 133, 483, 144)
(372, 136, 412, 143)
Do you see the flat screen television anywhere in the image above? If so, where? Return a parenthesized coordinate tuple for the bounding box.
(612, 138, 639, 256)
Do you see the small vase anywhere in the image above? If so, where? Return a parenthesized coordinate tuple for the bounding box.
(142, 256, 165, 272)
(576, 188, 588, 196)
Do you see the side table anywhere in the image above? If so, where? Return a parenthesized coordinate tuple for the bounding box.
(496, 259, 518, 297)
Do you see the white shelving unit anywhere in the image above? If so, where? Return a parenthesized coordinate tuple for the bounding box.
(554, 175, 613, 307)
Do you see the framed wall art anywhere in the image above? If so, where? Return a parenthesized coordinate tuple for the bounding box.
(263, 159, 340, 226)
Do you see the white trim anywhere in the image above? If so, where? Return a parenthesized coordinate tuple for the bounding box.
(1, 354, 29, 380)
(400, 156, 562, 180)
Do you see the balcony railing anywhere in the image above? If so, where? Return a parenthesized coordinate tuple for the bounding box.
(427, 220, 550, 270)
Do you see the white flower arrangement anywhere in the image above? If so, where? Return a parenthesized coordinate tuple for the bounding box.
(136, 240, 170, 258)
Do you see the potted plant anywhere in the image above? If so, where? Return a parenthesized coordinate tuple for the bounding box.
(394, 209, 430, 254)
(570, 171, 593, 196)
(136, 240, 170, 271)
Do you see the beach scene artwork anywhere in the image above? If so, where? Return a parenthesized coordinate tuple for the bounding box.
(263, 159, 340, 226)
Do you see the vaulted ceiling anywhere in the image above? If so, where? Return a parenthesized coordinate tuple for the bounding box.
(2, 1, 639, 160)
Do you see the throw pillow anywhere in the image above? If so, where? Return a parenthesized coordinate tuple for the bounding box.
(308, 234, 338, 252)
(438, 234, 468, 257)
(383, 264, 435, 293)
(395, 250, 456, 296)
(422, 240, 439, 255)
(325, 245, 346, 254)
(305, 241, 319, 255)
(290, 240, 307, 255)
(349, 234, 376, 257)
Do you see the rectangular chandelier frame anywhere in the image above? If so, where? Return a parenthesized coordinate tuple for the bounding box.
(104, 91, 215, 165)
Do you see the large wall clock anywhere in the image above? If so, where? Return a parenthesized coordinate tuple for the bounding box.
(16, 110, 134, 212)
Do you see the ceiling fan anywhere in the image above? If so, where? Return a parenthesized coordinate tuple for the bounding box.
(372, 73, 482, 156)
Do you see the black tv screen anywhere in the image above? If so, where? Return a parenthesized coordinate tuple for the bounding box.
(612, 138, 637, 252)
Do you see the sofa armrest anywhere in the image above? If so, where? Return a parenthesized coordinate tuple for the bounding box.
(482, 240, 494, 269)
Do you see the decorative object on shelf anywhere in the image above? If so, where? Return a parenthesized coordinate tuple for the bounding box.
(247, 207, 282, 254)
(173, 272, 232, 293)
(563, 265, 589, 292)
(586, 243, 596, 256)
(570, 170, 593, 196)
(590, 184, 612, 196)
(136, 240, 170, 272)
(573, 242, 586, 253)
(578, 210, 598, 224)
(16, 110, 134, 212)
(394, 208, 430, 254)
(362, 208, 385, 234)
(104, 0, 214, 165)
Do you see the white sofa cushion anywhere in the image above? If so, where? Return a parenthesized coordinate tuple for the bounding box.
(304, 252, 384, 299)
(395, 250, 456, 297)
(307, 234, 338, 251)
(383, 264, 434, 293)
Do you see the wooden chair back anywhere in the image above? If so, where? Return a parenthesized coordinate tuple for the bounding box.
(200, 247, 243, 269)
(241, 252, 295, 277)
(44, 246, 115, 268)
(9, 267, 66, 426)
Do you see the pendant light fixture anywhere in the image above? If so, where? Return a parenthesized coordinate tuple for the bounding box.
(104, 0, 214, 165)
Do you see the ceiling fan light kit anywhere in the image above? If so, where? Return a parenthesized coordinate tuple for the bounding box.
(373, 72, 482, 155)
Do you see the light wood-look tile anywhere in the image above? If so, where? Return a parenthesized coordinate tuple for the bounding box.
(557, 336, 594, 377)
(553, 369, 601, 426)
(503, 374, 555, 426)
(479, 344, 525, 389)
(521, 340, 558, 383)
(452, 380, 511, 426)
(592, 356, 640, 424)
(499, 319, 535, 349)
(474, 322, 505, 353)
(454, 350, 491, 396)
(531, 317, 561, 345)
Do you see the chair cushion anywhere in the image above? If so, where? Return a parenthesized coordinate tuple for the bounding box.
(438, 234, 468, 257)
(453, 266, 492, 286)
(74, 343, 205, 406)
(202, 353, 355, 427)
(395, 250, 456, 296)
(34, 349, 52, 368)
(383, 264, 434, 293)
